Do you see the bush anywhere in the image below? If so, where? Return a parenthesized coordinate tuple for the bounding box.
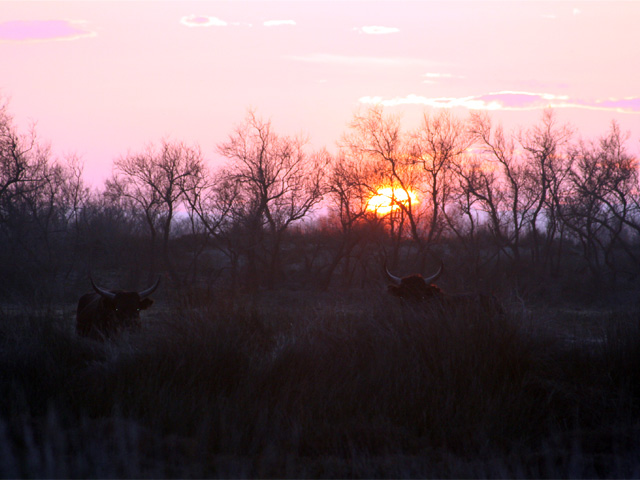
(2, 296, 640, 477)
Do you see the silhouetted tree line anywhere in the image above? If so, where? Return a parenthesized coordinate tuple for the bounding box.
(1, 99, 639, 305)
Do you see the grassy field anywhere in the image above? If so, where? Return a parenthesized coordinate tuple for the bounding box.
(1, 292, 640, 478)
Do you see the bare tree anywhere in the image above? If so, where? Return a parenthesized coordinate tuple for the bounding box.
(468, 111, 538, 263)
(519, 109, 573, 269)
(341, 106, 427, 268)
(0, 100, 49, 224)
(180, 164, 240, 288)
(0, 99, 92, 299)
(20, 153, 88, 271)
(106, 139, 205, 283)
(321, 152, 384, 288)
(410, 110, 471, 244)
(217, 110, 328, 289)
(559, 123, 639, 278)
(448, 151, 508, 277)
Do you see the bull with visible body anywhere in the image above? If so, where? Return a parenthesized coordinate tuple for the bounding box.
(385, 261, 504, 315)
(76, 277, 160, 339)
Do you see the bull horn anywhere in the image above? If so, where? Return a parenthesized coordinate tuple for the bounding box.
(384, 261, 402, 285)
(90, 276, 116, 300)
(423, 261, 444, 284)
(138, 277, 161, 298)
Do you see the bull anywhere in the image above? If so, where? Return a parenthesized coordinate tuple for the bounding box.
(385, 261, 503, 315)
(76, 277, 161, 339)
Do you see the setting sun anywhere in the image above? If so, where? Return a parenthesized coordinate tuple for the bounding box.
(366, 186, 418, 216)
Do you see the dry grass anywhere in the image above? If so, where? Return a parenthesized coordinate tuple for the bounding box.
(1, 293, 640, 478)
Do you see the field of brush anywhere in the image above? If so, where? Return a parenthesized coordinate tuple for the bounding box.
(2, 291, 640, 478)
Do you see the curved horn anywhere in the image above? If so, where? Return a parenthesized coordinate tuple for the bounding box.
(138, 277, 161, 298)
(90, 276, 116, 300)
(423, 260, 444, 285)
(384, 261, 402, 285)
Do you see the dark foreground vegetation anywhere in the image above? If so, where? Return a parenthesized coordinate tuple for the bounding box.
(2, 95, 640, 477)
(2, 294, 640, 478)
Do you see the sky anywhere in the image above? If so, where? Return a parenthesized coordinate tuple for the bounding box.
(1, 1, 639, 185)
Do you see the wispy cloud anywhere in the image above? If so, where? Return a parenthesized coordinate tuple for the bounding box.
(180, 15, 252, 28)
(0, 20, 95, 42)
(359, 91, 640, 113)
(287, 53, 433, 68)
(180, 15, 228, 27)
(422, 72, 464, 84)
(263, 20, 296, 27)
(542, 8, 581, 21)
(354, 26, 399, 35)
(424, 73, 455, 78)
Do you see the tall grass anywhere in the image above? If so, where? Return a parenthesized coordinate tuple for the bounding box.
(1, 295, 640, 477)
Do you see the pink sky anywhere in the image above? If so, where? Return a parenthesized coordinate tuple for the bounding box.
(1, 1, 639, 185)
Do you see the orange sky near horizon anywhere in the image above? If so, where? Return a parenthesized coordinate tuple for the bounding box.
(1, 1, 639, 185)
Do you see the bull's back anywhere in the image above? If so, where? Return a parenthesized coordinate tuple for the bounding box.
(77, 293, 98, 317)
(442, 292, 504, 316)
(76, 293, 104, 337)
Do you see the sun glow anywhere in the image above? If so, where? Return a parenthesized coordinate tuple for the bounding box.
(366, 186, 418, 216)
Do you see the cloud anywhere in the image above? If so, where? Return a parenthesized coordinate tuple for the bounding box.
(422, 72, 464, 84)
(263, 20, 296, 27)
(355, 26, 399, 35)
(591, 97, 640, 112)
(180, 15, 228, 27)
(424, 73, 455, 78)
(360, 94, 489, 109)
(359, 91, 640, 113)
(287, 53, 433, 68)
(0, 19, 95, 42)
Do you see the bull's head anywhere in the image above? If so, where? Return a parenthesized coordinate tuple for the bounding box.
(90, 276, 161, 329)
(385, 261, 444, 301)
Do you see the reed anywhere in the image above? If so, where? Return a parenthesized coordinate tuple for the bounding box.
(1, 296, 640, 477)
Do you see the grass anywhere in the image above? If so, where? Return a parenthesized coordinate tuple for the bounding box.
(1, 293, 640, 477)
